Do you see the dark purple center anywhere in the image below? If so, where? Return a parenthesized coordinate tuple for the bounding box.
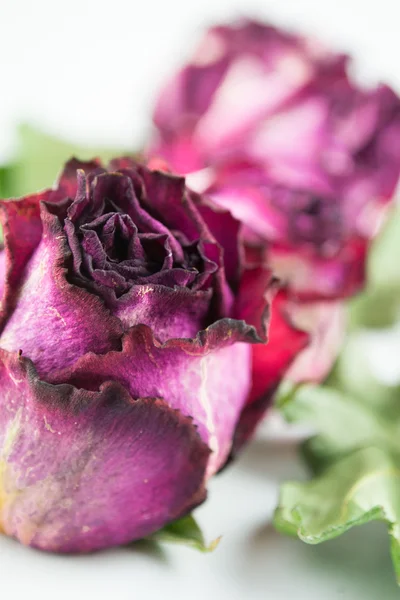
(271, 185, 343, 253)
(60, 168, 218, 299)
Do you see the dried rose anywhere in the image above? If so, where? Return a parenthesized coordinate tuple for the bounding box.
(147, 19, 400, 301)
(0, 158, 305, 552)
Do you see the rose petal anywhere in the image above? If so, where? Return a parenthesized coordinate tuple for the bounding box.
(48, 320, 259, 475)
(57, 158, 103, 198)
(147, 19, 400, 302)
(235, 262, 277, 341)
(150, 19, 345, 167)
(0, 192, 47, 327)
(269, 236, 368, 300)
(232, 291, 309, 452)
(135, 166, 235, 318)
(0, 171, 97, 330)
(108, 156, 141, 171)
(0, 251, 6, 304)
(114, 284, 212, 341)
(193, 197, 241, 288)
(0, 204, 123, 377)
(0, 348, 209, 553)
(286, 300, 346, 383)
(138, 168, 201, 241)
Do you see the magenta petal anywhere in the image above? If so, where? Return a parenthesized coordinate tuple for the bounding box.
(114, 284, 212, 341)
(286, 300, 346, 383)
(233, 292, 309, 452)
(0, 205, 123, 377)
(0, 250, 6, 304)
(138, 167, 201, 242)
(0, 192, 47, 326)
(0, 181, 88, 329)
(49, 321, 255, 474)
(269, 236, 368, 300)
(149, 19, 346, 168)
(235, 262, 277, 341)
(147, 19, 400, 303)
(108, 157, 141, 171)
(57, 158, 103, 198)
(193, 197, 241, 288)
(0, 349, 209, 553)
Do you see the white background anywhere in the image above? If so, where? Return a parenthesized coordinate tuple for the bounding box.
(1, 0, 400, 598)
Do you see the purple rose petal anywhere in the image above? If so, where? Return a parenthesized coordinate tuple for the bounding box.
(0, 155, 303, 552)
(48, 320, 256, 475)
(147, 18, 400, 301)
(0, 348, 209, 553)
(0, 204, 123, 377)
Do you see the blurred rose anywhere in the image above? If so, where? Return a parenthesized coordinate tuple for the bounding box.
(147, 19, 400, 301)
(0, 158, 306, 552)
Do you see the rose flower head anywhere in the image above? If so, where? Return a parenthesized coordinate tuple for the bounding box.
(147, 18, 400, 301)
(0, 157, 306, 552)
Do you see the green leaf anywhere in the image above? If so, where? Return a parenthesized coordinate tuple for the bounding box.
(0, 164, 17, 199)
(274, 447, 400, 583)
(368, 205, 400, 290)
(0, 123, 133, 198)
(275, 334, 400, 583)
(149, 515, 220, 553)
(274, 380, 303, 410)
(326, 334, 400, 420)
(284, 383, 400, 474)
(349, 286, 400, 329)
(349, 205, 400, 329)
